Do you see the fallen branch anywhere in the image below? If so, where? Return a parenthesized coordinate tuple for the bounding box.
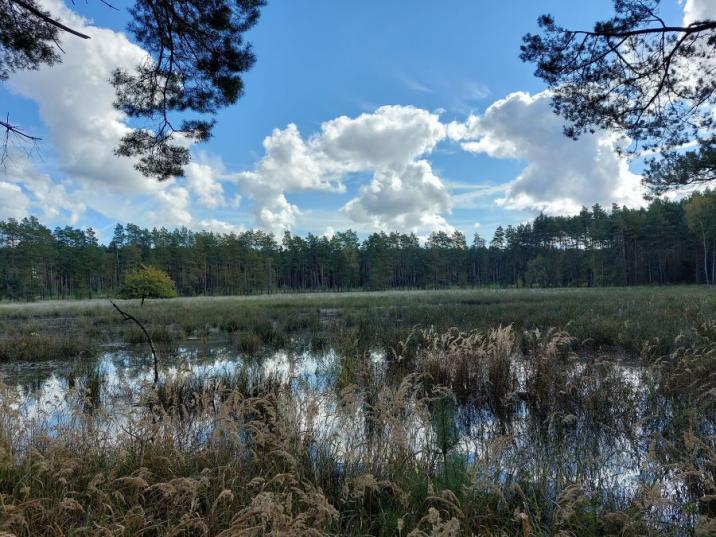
(110, 299, 160, 384)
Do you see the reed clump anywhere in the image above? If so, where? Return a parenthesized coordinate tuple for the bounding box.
(0, 331, 95, 362)
(409, 325, 518, 416)
(0, 319, 714, 535)
(657, 320, 716, 411)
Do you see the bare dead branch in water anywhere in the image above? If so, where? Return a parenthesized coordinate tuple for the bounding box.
(110, 299, 159, 384)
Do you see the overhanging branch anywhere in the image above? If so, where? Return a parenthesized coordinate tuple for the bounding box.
(9, 0, 91, 39)
(1, 118, 42, 142)
(572, 21, 716, 39)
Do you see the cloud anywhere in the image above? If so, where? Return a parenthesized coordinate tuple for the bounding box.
(318, 105, 446, 170)
(399, 74, 433, 94)
(3, 159, 86, 223)
(230, 105, 451, 234)
(185, 162, 226, 209)
(0, 182, 30, 219)
(454, 91, 644, 215)
(236, 123, 340, 193)
(682, 0, 716, 24)
(243, 183, 301, 233)
(343, 160, 453, 231)
(148, 186, 193, 227)
(449, 181, 512, 209)
(198, 219, 245, 234)
(446, 115, 480, 142)
(228, 122, 338, 233)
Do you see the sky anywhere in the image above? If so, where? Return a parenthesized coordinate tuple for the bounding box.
(0, 0, 712, 242)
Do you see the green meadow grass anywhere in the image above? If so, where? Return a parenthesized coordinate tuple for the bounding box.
(0, 286, 712, 360)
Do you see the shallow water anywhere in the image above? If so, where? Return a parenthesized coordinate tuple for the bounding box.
(0, 341, 328, 424)
(0, 343, 702, 529)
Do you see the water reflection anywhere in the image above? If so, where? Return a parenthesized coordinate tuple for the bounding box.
(0, 343, 702, 529)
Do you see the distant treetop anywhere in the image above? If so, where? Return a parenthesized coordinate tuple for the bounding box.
(120, 265, 177, 305)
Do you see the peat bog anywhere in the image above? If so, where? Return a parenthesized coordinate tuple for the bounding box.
(0, 288, 714, 536)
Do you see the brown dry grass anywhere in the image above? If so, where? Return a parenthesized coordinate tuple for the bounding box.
(0, 323, 713, 536)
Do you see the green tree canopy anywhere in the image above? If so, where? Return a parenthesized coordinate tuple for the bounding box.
(1, 0, 264, 179)
(521, 0, 716, 194)
(685, 190, 716, 284)
(120, 265, 176, 304)
(1, 194, 713, 301)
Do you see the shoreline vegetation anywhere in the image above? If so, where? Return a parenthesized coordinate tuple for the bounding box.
(0, 287, 714, 536)
(0, 287, 713, 360)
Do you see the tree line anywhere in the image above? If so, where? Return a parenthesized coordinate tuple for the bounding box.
(1, 191, 715, 300)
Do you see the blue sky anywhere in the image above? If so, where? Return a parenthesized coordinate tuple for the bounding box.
(0, 0, 700, 242)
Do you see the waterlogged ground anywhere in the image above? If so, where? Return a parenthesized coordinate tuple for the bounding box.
(1, 291, 713, 535)
(1, 341, 330, 425)
(0, 340, 695, 528)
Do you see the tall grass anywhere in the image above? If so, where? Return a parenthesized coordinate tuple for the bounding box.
(0, 320, 713, 535)
(0, 287, 712, 360)
(0, 330, 95, 363)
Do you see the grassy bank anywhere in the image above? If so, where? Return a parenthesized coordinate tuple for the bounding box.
(0, 287, 713, 361)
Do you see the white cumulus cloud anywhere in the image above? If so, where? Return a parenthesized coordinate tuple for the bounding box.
(147, 186, 193, 228)
(454, 91, 644, 215)
(343, 160, 452, 231)
(198, 218, 245, 234)
(682, 0, 716, 24)
(185, 162, 227, 209)
(3, 159, 86, 223)
(0, 182, 31, 220)
(230, 105, 452, 234)
(318, 105, 446, 170)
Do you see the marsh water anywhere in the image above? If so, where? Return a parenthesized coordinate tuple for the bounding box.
(0, 340, 705, 531)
